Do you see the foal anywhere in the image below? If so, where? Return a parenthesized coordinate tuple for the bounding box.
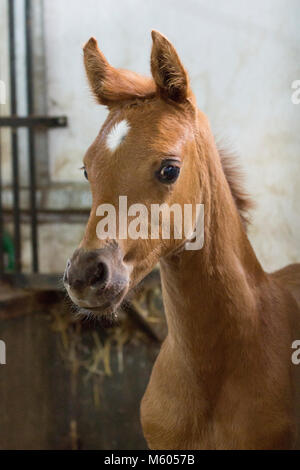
(64, 31, 300, 449)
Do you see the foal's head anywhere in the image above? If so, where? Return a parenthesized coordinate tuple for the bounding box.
(64, 31, 215, 316)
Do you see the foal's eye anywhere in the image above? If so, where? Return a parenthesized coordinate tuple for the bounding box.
(81, 166, 88, 180)
(156, 162, 180, 184)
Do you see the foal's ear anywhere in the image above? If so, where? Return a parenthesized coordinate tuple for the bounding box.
(83, 38, 111, 105)
(151, 30, 190, 103)
(83, 37, 155, 106)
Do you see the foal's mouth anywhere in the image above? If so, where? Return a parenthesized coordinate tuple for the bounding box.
(73, 286, 128, 319)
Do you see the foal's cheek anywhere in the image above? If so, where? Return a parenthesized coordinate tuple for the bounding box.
(122, 240, 160, 283)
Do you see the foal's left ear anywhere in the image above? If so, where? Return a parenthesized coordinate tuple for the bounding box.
(151, 30, 190, 103)
(83, 37, 155, 106)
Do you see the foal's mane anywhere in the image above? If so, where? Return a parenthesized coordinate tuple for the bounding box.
(218, 147, 254, 228)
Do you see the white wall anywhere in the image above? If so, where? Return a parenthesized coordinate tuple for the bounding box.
(43, 0, 300, 272)
(0, 0, 12, 183)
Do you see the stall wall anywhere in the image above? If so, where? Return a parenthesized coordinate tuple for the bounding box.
(44, 0, 300, 272)
(1, 0, 299, 272)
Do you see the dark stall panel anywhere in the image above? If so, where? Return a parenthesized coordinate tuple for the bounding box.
(0, 291, 162, 450)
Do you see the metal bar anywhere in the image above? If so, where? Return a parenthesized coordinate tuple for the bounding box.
(25, 0, 38, 272)
(0, 129, 4, 273)
(2, 208, 90, 216)
(2, 208, 89, 225)
(0, 115, 67, 127)
(1, 272, 62, 290)
(8, 0, 21, 272)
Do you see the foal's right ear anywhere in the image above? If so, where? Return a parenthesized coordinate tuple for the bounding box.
(151, 30, 190, 103)
(83, 37, 111, 105)
(83, 37, 155, 106)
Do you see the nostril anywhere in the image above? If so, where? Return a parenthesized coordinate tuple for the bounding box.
(63, 270, 68, 284)
(63, 259, 71, 284)
(90, 261, 108, 288)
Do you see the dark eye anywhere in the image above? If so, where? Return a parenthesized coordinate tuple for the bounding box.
(156, 163, 180, 184)
(81, 166, 88, 180)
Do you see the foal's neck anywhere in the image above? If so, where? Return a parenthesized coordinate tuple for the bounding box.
(160, 128, 265, 375)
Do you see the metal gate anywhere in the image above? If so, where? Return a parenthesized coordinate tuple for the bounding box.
(0, 0, 67, 285)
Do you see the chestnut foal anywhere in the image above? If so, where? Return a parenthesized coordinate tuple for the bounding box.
(64, 31, 300, 449)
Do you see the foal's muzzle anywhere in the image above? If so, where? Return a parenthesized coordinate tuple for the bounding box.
(63, 244, 129, 315)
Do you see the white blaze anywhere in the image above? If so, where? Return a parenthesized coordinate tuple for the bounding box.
(106, 119, 130, 152)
